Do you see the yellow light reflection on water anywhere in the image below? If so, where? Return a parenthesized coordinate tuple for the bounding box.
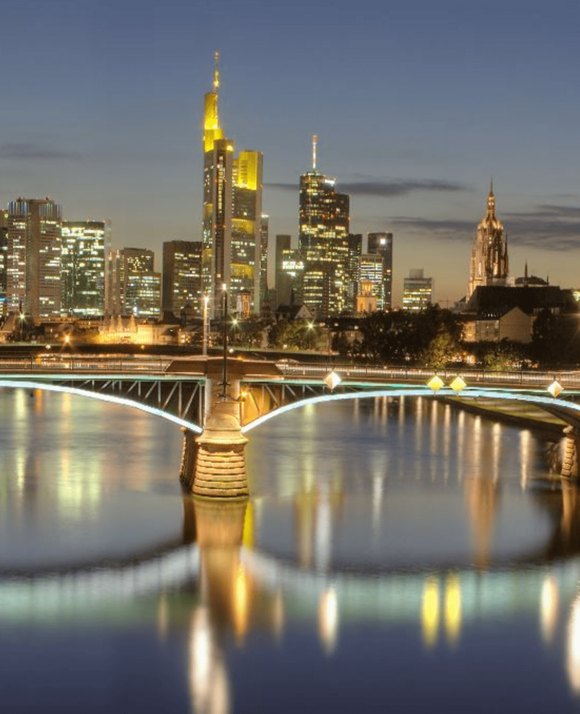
(444, 574, 462, 646)
(421, 576, 440, 649)
(540, 575, 559, 644)
(232, 565, 250, 644)
(318, 587, 339, 655)
(566, 593, 580, 693)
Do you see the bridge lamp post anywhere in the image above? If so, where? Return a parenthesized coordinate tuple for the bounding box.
(449, 376, 467, 393)
(547, 380, 563, 398)
(427, 376, 444, 393)
(202, 293, 210, 357)
(220, 284, 229, 399)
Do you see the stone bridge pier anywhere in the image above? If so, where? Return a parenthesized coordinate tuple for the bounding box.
(179, 357, 280, 499)
(562, 426, 580, 480)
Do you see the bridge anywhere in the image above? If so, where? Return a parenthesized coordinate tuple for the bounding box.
(2, 353, 580, 496)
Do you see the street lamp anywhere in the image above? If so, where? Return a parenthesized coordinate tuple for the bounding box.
(220, 283, 228, 398)
(202, 293, 210, 357)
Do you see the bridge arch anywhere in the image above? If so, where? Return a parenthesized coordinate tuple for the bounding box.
(241, 386, 580, 433)
(0, 379, 203, 433)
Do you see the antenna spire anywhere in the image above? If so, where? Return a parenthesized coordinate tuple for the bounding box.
(312, 134, 318, 170)
(213, 50, 220, 92)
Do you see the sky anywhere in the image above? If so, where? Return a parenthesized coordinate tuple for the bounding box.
(2, 0, 580, 305)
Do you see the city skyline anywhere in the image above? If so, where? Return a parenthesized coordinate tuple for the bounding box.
(2, 0, 580, 304)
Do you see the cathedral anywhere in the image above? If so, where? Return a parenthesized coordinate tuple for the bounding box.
(468, 184, 509, 298)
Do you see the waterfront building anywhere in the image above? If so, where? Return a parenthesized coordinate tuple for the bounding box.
(299, 136, 350, 318)
(106, 247, 161, 318)
(61, 221, 108, 317)
(403, 269, 433, 312)
(6, 198, 62, 319)
(201, 52, 263, 316)
(162, 241, 202, 318)
(367, 232, 393, 310)
(468, 184, 509, 298)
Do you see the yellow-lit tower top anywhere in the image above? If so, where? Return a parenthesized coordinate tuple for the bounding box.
(203, 50, 223, 152)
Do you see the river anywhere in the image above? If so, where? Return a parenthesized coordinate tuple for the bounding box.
(0, 388, 579, 713)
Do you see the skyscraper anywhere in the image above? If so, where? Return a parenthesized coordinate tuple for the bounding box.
(299, 136, 350, 318)
(367, 232, 393, 310)
(0, 210, 7, 315)
(162, 240, 202, 317)
(275, 234, 292, 306)
(358, 253, 384, 311)
(6, 198, 62, 319)
(106, 248, 161, 319)
(403, 269, 433, 312)
(201, 53, 263, 317)
(468, 184, 509, 298)
(61, 221, 109, 316)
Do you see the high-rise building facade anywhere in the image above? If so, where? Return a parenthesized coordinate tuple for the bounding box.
(106, 247, 161, 319)
(61, 221, 108, 316)
(275, 234, 292, 306)
(403, 269, 433, 312)
(367, 232, 393, 310)
(0, 210, 7, 315)
(345, 233, 362, 312)
(201, 53, 263, 317)
(162, 241, 202, 317)
(259, 214, 269, 308)
(299, 137, 350, 318)
(468, 184, 509, 298)
(6, 198, 62, 319)
(358, 253, 384, 310)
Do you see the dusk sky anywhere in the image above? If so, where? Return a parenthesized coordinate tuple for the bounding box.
(2, 0, 580, 304)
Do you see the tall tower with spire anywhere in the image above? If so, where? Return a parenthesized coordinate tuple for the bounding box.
(468, 183, 509, 298)
(201, 53, 263, 317)
(298, 136, 350, 318)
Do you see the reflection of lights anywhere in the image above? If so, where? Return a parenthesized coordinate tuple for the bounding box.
(318, 587, 339, 655)
(242, 502, 255, 549)
(444, 574, 462, 646)
(492, 422, 501, 483)
(157, 594, 169, 641)
(188, 606, 231, 714)
(566, 594, 580, 693)
(271, 590, 285, 641)
(540, 575, 559, 644)
(233, 565, 250, 643)
(519, 430, 531, 491)
(421, 577, 440, 649)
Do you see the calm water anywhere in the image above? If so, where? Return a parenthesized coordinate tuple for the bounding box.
(1, 389, 580, 712)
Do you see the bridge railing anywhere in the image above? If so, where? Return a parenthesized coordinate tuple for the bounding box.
(0, 355, 173, 373)
(276, 362, 580, 389)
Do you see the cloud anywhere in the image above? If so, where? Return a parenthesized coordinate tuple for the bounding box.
(267, 178, 469, 197)
(0, 142, 81, 161)
(391, 204, 580, 252)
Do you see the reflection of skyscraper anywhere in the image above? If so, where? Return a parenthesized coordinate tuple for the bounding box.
(299, 136, 350, 318)
(468, 184, 509, 298)
(201, 53, 263, 317)
(6, 198, 62, 319)
(367, 232, 393, 310)
(61, 221, 109, 316)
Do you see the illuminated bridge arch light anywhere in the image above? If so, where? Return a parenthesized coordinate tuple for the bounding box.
(241, 386, 580, 434)
(0, 379, 203, 434)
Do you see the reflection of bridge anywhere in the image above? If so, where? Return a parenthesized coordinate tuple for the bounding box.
(2, 355, 580, 495)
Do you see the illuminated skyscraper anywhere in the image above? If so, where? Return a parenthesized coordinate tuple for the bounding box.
(201, 53, 263, 316)
(106, 247, 161, 318)
(468, 184, 509, 298)
(162, 241, 202, 318)
(6, 198, 62, 319)
(358, 253, 384, 311)
(367, 232, 393, 310)
(403, 269, 433, 312)
(61, 221, 109, 316)
(299, 136, 350, 318)
(0, 210, 7, 314)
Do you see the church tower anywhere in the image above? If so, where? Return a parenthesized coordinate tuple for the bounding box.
(468, 183, 509, 298)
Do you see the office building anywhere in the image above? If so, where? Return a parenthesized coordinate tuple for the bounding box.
(259, 214, 269, 308)
(299, 136, 350, 318)
(106, 247, 161, 319)
(201, 53, 263, 316)
(357, 253, 384, 312)
(367, 232, 393, 310)
(0, 210, 7, 315)
(468, 183, 509, 298)
(275, 234, 292, 306)
(403, 269, 433, 312)
(162, 241, 202, 318)
(6, 198, 62, 319)
(61, 221, 108, 316)
(281, 249, 304, 306)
